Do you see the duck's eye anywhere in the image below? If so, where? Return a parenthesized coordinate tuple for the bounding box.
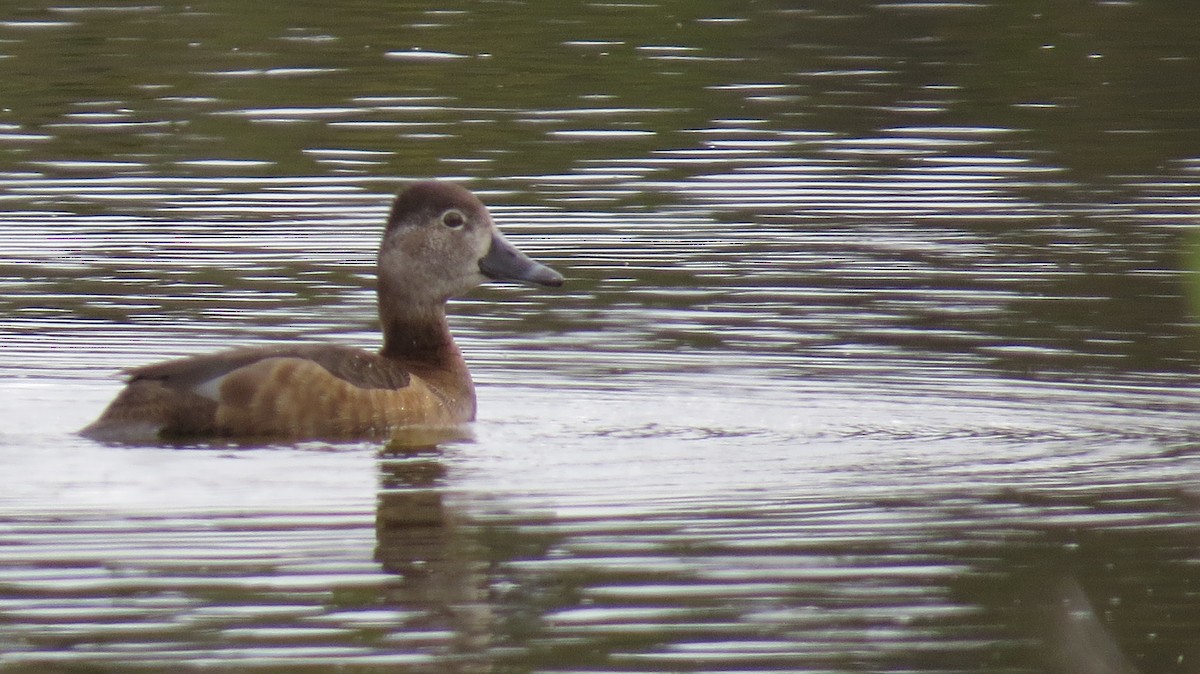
(441, 209, 466, 229)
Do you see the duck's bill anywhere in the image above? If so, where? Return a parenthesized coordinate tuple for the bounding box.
(479, 231, 564, 287)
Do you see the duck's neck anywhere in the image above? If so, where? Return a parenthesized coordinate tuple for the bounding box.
(378, 301, 474, 404)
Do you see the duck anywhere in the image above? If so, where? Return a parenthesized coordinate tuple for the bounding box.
(81, 180, 563, 443)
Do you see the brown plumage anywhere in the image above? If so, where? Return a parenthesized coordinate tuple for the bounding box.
(81, 181, 563, 443)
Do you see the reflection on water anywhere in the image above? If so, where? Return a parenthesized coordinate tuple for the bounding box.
(376, 448, 492, 673)
(5, 427, 1200, 672)
(2, 0, 1200, 671)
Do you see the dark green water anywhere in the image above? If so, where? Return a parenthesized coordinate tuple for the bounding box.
(2, 1, 1200, 672)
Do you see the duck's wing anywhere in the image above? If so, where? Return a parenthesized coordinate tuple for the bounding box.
(128, 344, 411, 393)
(82, 345, 456, 443)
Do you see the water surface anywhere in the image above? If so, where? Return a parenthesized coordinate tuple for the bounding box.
(2, 1, 1200, 672)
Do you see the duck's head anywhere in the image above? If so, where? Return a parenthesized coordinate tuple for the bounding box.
(378, 181, 563, 306)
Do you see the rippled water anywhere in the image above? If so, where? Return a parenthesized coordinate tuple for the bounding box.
(2, 1, 1200, 672)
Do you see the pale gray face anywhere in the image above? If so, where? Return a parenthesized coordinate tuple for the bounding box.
(378, 182, 562, 306)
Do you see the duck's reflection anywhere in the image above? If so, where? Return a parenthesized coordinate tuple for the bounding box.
(374, 428, 492, 672)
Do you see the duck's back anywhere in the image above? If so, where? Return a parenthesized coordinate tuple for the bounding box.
(81, 345, 472, 443)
